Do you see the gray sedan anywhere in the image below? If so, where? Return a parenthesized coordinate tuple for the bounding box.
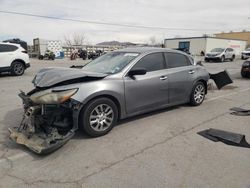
(9, 47, 209, 154)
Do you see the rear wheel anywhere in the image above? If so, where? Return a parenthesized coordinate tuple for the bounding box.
(230, 55, 235, 61)
(11, 61, 25, 76)
(190, 82, 206, 106)
(80, 98, 118, 137)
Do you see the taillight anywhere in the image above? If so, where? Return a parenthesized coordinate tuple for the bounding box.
(22, 50, 27, 54)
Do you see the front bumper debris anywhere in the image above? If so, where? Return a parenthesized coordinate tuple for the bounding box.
(209, 70, 233, 89)
(9, 92, 82, 154)
(9, 127, 74, 154)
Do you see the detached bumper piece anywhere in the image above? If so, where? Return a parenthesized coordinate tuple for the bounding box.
(198, 128, 250, 148)
(209, 70, 233, 90)
(9, 104, 77, 154)
(230, 107, 250, 116)
(9, 128, 74, 154)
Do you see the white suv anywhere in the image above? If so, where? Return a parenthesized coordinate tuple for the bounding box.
(205, 48, 235, 62)
(0, 42, 30, 76)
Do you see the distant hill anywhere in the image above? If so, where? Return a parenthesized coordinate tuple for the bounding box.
(96, 41, 136, 46)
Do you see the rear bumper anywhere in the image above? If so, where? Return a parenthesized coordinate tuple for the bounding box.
(25, 63, 30, 69)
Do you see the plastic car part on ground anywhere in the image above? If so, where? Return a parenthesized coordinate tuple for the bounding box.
(230, 107, 250, 116)
(209, 70, 233, 90)
(197, 128, 250, 148)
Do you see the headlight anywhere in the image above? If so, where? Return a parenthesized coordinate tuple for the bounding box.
(30, 88, 78, 104)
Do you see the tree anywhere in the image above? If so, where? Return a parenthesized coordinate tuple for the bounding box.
(64, 33, 86, 47)
(149, 36, 156, 45)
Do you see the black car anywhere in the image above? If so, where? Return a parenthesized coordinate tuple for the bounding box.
(241, 61, 250, 78)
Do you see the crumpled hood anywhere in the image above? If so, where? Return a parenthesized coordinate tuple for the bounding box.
(33, 67, 108, 88)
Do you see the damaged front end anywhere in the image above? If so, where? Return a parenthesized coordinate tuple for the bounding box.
(9, 90, 82, 154)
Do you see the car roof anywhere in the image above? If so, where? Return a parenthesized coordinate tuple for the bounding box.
(115, 47, 187, 55)
(0, 42, 21, 47)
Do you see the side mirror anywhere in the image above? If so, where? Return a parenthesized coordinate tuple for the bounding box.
(128, 68, 147, 76)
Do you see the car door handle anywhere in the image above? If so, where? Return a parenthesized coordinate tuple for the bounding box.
(189, 70, 195, 74)
(160, 76, 168, 80)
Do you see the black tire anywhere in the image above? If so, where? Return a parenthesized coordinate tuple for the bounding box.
(241, 69, 248, 78)
(220, 55, 225, 62)
(190, 82, 206, 106)
(230, 55, 235, 61)
(11, 61, 25, 76)
(38, 55, 44, 60)
(80, 98, 118, 137)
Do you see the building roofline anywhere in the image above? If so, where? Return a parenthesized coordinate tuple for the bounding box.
(215, 31, 250, 34)
(164, 36, 247, 42)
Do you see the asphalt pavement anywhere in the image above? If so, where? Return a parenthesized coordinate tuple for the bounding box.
(0, 58, 250, 188)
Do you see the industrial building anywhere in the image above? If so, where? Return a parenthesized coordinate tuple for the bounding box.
(215, 31, 250, 46)
(164, 36, 247, 56)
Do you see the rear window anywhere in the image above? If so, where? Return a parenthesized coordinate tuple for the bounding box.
(0, 44, 18, 52)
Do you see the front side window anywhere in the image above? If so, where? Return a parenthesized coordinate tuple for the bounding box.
(165, 52, 190, 68)
(132, 52, 165, 72)
(82, 52, 139, 74)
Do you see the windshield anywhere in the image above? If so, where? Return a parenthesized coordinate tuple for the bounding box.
(211, 48, 225, 53)
(82, 52, 139, 74)
(245, 48, 250, 51)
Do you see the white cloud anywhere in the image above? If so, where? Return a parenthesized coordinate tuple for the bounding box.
(0, 0, 250, 44)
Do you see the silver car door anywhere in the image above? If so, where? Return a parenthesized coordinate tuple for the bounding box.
(124, 52, 168, 115)
(164, 52, 197, 104)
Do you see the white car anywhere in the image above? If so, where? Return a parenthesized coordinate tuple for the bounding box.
(241, 48, 250, 60)
(205, 48, 235, 62)
(0, 42, 30, 76)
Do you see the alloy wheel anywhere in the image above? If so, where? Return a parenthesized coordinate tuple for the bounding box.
(89, 104, 114, 132)
(194, 84, 205, 104)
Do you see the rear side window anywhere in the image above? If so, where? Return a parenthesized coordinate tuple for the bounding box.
(132, 52, 165, 72)
(0, 44, 18, 52)
(165, 52, 190, 68)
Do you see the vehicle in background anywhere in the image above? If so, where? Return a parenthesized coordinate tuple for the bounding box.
(241, 60, 250, 78)
(78, 49, 88, 60)
(10, 47, 210, 153)
(38, 50, 55, 60)
(174, 48, 190, 54)
(3, 38, 28, 51)
(0, 42, 30, 76)
(88, 50, 103, 60)
(205, 48, 235, 62)
(241, 48, 250, 60)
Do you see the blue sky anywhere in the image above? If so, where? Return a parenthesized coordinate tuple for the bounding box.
(0, 0, 250, 45)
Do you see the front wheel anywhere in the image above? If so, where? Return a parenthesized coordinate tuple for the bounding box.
(190, 82, 206, 106)
(230, 55, 235, 61)
(80, 98, 118, 137)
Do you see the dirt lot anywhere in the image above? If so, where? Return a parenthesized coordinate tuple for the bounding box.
(0, 58, 250, 188)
